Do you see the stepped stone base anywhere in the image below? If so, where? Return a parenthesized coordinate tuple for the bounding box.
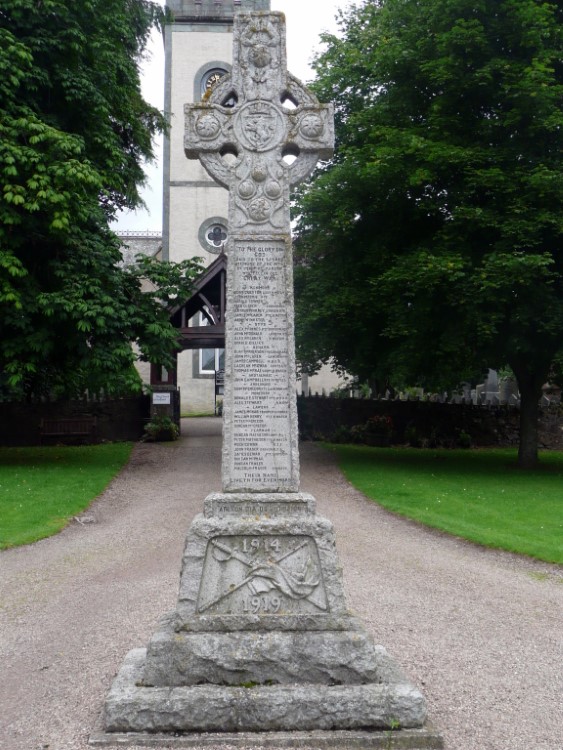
(97, 494, 442, 742)
(101, 649, 433, 735)
(144, 612, 385, 686)
(91, 727, 444, 749)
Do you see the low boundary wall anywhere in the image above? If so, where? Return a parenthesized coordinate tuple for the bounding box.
(0, 397, 150, 447)
(297, 396, 563, 450)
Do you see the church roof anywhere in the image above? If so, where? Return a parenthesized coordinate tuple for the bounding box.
(170, 253, 226, 350)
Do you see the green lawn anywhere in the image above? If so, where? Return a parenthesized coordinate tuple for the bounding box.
(0, 443, 133, 549)
(328, 445, 563, 565)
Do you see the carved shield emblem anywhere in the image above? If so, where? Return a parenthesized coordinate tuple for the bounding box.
(235, 102, 284, 153)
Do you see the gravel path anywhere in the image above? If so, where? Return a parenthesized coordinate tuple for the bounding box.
(0, 418, 561, 750)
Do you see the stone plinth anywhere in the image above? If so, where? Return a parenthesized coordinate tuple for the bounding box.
(104, 649, 428, 734)
(91, 727, 444, 750)
(97, 493, 440, 744)
(144, 620, 384, 686)
(172, 493, 348, 627)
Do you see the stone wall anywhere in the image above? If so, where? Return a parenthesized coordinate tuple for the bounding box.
(168, 0, 270, 20)
(117, 232, 162, 267)
(297, 396, 563, 450)
(0, 397, 150, 447)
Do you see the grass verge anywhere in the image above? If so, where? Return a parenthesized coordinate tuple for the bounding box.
(0, 443, 133, 550)
(328, 445, 563, 564)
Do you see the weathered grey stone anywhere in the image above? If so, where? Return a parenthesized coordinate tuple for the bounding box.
(174, 611, 361, 633)
(203, 491, 316, 518)
(98, 10, 440, 745)
(173, 510, 350, 629)
(91, 728, 444, 749)
(144, 614, 391, 686)
(105, 650, 428, 733)
(184, 12, 333, 494)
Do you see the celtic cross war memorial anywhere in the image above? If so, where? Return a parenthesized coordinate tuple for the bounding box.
(93, 11, 442, 749)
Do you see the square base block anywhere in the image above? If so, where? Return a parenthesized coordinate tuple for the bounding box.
(144, 613, 399, 686)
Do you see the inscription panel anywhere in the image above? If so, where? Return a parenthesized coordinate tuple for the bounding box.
(203, 492, 315, 519)
(212, 502, 307, 518)
(197, 535, 328, 616)
(224, 239, 297, 491)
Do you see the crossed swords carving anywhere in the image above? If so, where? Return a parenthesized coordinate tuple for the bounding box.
(198, 538, 327, 613)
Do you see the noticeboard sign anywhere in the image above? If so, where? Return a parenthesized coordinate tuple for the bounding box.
(152, 392, 171, 405)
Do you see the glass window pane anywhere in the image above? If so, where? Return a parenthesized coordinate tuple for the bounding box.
(201, 349, 215, 372)
(217, 349, 225, 370)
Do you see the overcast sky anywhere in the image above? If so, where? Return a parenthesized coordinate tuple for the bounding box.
(113, 0, 354, 232)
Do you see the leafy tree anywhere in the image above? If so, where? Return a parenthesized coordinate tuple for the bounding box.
(0, 0, 201, 400)
(295, 0, 563, 467)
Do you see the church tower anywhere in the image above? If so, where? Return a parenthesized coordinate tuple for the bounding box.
(163, 0, 270, 265)
(162, 1, 270, 411)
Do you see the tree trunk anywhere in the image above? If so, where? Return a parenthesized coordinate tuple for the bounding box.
(512, 364, 546, 469)
(518, 384, 540, 468)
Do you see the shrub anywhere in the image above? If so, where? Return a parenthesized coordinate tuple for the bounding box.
(143, 415, 180, 442)
(457, 430, 472, 449)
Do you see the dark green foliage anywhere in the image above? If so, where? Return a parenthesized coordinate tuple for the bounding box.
(143, 414, 180, 442)
(0, 0, 201, 399)
(294, 0, 563, 466)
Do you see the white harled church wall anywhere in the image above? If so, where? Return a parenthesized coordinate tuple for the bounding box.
(166, 29, 231, 263)
(297, 362, 348, 397)
(177, 351, 218, 414)
(167, 27, 232, 411)
(136, 358, 152, 387)
(168, 31, 232, 179)
(168, 188, 228, 264)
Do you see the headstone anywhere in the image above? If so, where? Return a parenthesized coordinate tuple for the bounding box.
(484, 368, 499, 404)
(499, 377, 518, 404)
(94, 12, 442, 748)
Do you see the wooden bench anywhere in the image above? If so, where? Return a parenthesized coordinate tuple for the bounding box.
(39, 417, 97, 444)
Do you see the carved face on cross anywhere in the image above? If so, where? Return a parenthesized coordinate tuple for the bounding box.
(184, 12, 334, 234)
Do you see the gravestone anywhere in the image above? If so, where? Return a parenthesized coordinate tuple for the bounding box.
(93, 12, 442, 748)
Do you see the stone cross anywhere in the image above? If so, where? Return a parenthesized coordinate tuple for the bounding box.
(99, 11, 437, 742)
(185, 12, 334, 494)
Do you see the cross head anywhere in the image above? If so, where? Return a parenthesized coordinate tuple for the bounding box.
(184, 12, 334, 234)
